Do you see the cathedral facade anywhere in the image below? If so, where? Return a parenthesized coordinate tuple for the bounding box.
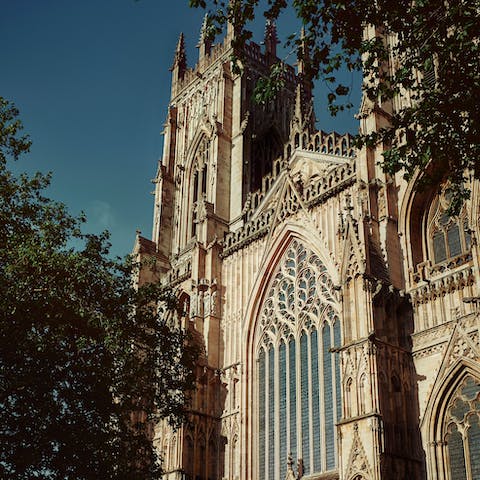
(134, 18, 480, 480)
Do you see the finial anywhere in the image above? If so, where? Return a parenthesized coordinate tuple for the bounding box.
(297, 27, 309, 75)
(285, 454, 297, 480)
(264, 19, 278, 57)
(171, 32, 187, 75)
(293, 27, 315, 129)
(198, 14, 213, 60)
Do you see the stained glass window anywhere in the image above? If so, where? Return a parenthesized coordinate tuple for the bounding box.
(256, 240, 341, 476)
(279, 342, 287, 480)
(258, 349, 266, 480)
(428, 191, 471, 266)
(444, 376, 480, 480)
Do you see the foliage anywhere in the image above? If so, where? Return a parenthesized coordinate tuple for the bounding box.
(0, 97, 197, 480)
(190, 0, 480, 211)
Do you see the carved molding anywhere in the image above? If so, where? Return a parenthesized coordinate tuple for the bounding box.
(221, 161, 356, 258)
(345, 424, 373, 480)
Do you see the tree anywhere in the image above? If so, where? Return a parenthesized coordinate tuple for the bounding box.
(0, 97, 197, 480)
(190, 0, 480, 212)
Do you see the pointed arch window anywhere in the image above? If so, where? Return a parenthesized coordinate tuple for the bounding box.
(427, 189, 471, 266)
(256, 240, 341, 479)
(190, 137, 210, 239)
(443, 376, 480, 480)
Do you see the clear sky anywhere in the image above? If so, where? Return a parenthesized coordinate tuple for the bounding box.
(1, 0, 360, 258)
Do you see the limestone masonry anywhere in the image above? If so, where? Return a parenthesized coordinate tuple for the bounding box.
(133, 18, 480, 480)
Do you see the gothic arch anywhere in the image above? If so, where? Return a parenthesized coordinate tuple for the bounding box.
(243, 223, 340, 351)
(399, 170, 437, 271)
(185, 127, 213, 176)
(181, 131, 213, 244)
(400, 170, 477, 281)
(422, 361, 480, 480)
(242, 225, 342, 479)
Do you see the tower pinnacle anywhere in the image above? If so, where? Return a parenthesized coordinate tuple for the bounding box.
(198, 14, 213, 60)
(171, 32, 187, 77)
(264, 19, 279, 58)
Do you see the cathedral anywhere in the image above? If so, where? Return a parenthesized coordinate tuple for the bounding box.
(133, 16, 480, 480)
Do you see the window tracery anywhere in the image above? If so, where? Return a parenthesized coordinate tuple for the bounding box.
(190, 137, 210, 238)
(444, 376, 480, 480)
(427, 189, 471, 266)
(256, 240, 341, 479)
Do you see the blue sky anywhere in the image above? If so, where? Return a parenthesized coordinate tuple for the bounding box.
(1, 1, 359, 258)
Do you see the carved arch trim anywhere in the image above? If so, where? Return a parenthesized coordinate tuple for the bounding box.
(184, 125, 214, 175)
(422, 338, 480, 436)
(243, 223, 340, 350)
(242, 224, 340, 478)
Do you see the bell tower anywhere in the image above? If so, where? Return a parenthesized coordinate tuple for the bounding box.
(146, 17, 304, 480)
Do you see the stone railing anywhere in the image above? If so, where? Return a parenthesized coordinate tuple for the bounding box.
(304, 161, 356, 207)
(167, 255, 193, 286)
(411, 252, 474, 284)
(409, 262, 475, 306)
(283, 130, 356, 160)
(221, 159, 356, 257)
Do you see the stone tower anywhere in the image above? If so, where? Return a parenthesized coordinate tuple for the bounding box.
(134, 17, 480, 480)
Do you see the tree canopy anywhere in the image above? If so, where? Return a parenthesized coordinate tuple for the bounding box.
(0, 97, 197, 480)
(190, 0, 480, 211)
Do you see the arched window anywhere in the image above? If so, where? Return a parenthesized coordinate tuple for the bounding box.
(444, 376, 480, 480)
(256, 240, 341, 479)
(197, 433, 206, 480)
(427, 189, 471, 266)
(190, 137, 209, 239)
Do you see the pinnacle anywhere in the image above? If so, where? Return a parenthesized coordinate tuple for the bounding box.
(171, 32, 187, 72)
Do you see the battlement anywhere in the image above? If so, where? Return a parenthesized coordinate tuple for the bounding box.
(172, 31, 296, 97)
(285, 130, 356, 159)
(174, 39, 231, 95)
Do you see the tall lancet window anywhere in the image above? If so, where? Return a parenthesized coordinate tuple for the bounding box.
(190, 137, 209, 238)
(443, 376, 480, 480)
(256, 240, 341, 479)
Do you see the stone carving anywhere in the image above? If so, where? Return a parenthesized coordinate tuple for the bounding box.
(190, 291, 198, 318)
(211, 289, 218, 315)
(256, 240, 339, 346)
(447, 326, 480, 367)
(409, 264, 475, 305)
(221, 160, 356, 258)
(345, 424, 372, 480)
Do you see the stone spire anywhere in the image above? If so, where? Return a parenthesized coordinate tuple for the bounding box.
(171, 32, 187, 78)
(264, 19, 279, 58)
(170, 33, 187, 97)
(198, 14, 212, 60)
(294, 27, 315, 129)
(297, 27, 309, 75)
